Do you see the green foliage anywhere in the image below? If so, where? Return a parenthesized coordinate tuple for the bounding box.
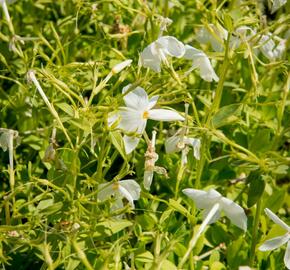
(0, 0, 289, 269)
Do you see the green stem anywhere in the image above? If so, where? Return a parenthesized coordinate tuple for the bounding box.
(249, 198, 262, 267)
(71, 237, 94, 270)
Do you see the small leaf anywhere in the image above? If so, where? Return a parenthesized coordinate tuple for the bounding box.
(109, 132, 128, 161)
(135, 251, 154, 263)
(212, 104, 242, 128)
(93, 220, 132, 238)
(247, 172, 265, 208)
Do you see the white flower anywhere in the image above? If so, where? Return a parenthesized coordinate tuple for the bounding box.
(140, 36, 185, 72)
(109, 84, 184, 154)
(196, 24, 228, 52)
(183, 45, 219, 82)
(182, 188, 247, 231)
(271, 0, 287, 13)
(98, 180, 141, 210)
(165, 130, 201, 164)
(259, 208, 290, 269)
(112, 59, 132, 74)
(258, 34, 286, 61)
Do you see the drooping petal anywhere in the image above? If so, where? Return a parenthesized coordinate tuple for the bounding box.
(122, 85, 149, 111)
(148, 95, 159, 109)
(259, 34, 276, 60)
(157, 36, 185, 58)
(271, 0, 287, 13)
(220, 197, 248, 231)
(198, 56, 219, 82)
(182, 188, 222, 209)
(123, 135, 141, 154)
(119, 180, 141, 200)
(259, 234, 289, 251)
(184, 137, 201, 160)
(108, 112, 119, 127)
(111, 197, 124, 212)
(264, 208, 290, 232)
(140, 44, 162, 72)
(149, 109, 184, 121)
(183, 45, 204, 60)
(118, 185, 135, 208)
(97, 183, 114, 202)
(143, 171, 154, 190)
(112, 59, 132, 74)
(165, 134, 182, 153)
(184, 45, 219, 82)
(118, 107, 146, 133)
(196, 25, 228, 52)
(284, 241, 290, 269)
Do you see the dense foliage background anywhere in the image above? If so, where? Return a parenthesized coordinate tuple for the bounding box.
(0, 0, 289, 269)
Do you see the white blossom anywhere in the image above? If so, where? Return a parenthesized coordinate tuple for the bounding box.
(109, 84, 184, 154)
(183, 188, 247, 231)
(271, 0, 287, 13)
(98, 180, 141, 210)
(196, 24, 228, 52)
(259, 208, 290, 269)
(183, 45, 219, 82)
(140, 36, 185, 72)
(112, 59, 132, 74)
(165, 130, 201, 164)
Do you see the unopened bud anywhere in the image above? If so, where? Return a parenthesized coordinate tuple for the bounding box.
(112, 59, 132, 74)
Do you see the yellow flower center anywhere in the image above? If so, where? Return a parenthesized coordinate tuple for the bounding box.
(143, 111, 149, 119)
(112, 183, 119, 190)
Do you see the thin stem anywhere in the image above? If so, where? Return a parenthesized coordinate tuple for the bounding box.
(249, 198, 262, 267)
(1, 1, 15, 34)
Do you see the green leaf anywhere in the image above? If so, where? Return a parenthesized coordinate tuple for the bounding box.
(247, 172, 265, 208)
(93, 220, 133, 238)
(212, 104, 242, 128)
(135, 251, 154, 263)
(264, 188, 286, 212)
(109, 131, 128, 162)
(249, 128, 272, 153)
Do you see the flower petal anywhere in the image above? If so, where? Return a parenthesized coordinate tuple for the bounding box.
(182, 188, 222, 209)
(112, 59, 132, 74)
(284, 240, 290, 269)
(118, 107, 146, 133)
(118, 180, 141, 208)
(143, 171, 154, 190)
(111, 197, 124, 212)
(149, 109, 184, 121)
(271, 0, 287, 13)
(148, 95, 159, 109)
(220, 197, 247, 231)
(184, 137, 201, 160)
(165, 134, 182, 153)
(123, 135, 141, 154)
(198, 56, 219, 82)
(264, 208, 290, 231)
(122, 85, 149, 111)
(183, 45, 204, 60)
(140, 44, 162, 72)
(157, 36, 185, 58)
(259, 234, 289, 251)
(97, 183, 114, 202)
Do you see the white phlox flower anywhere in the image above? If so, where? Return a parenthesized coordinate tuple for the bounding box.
(183, 45, 219, 82)
(271, 0, 287, 14)
(143, 131, 168, 190)
(140, 35, 185, 72)
(98, 180, 141, 210)
(157, 16, 173, 36)
(259, 208, 290, 269)
(196, 24, 228, 52)
(109, 84, 185, 154)
(165, 129, 201, 165)
(182, 188, 247, 231)
(258, 34, 286, 61)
